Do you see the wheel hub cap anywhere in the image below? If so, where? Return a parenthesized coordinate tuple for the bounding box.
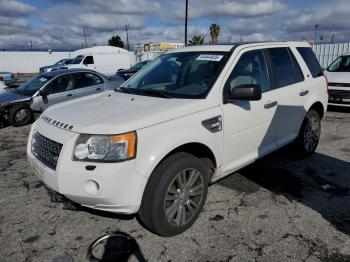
(164, 168, 204, 227)
(15, 109, 28, 122)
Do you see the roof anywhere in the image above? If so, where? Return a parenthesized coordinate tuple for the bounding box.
(40, 68, 101, 78)
(167, 41, 311, 53)
(72, 45, 128, 56)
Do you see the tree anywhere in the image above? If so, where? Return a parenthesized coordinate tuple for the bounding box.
(188, 35, 205, 46)
(108, 35, 125, 48)
(209, 23, 220, 44)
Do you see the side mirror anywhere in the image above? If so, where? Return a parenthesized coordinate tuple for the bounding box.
(39, 90, 48, 104)
(224, 84, 262, 103)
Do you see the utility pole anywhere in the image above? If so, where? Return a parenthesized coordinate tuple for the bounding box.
(185, 0, 188, 46)
(331, 33, 335, 44)
(29, 40, 33, 51)
(314, 24, 319, 45)
(125, 24, 130, 51)
(239, 30, 243, 42)
(83, 27, 87, 48)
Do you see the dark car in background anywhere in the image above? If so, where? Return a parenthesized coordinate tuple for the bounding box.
(39, 58, 73, 73)
(116, 60, 151, 80)
(0, 69, 124, 127)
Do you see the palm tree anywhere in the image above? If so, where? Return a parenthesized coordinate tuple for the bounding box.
(188, 35, 205, 46)
(209, 23, 220, 44)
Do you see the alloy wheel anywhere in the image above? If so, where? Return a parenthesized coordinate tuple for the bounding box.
(164, 168, 204, 227)
(303, 116, 320, 152)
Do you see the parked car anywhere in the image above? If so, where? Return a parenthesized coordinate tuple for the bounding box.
(63, 53, 131, 76)
(0, 69, 124, 127)
(0, 79, 6, 91)
(27, 42, 328, 236)
(116, 60, 151, 80)
(39, 59, 73, 73)
(323, 54, 350, 107)
(0, 72, 16, 86)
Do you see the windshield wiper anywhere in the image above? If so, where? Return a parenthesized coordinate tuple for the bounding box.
(134, 89, 172, 99)
(114, 86, 135, 94)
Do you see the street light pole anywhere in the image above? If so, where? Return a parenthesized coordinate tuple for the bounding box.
(185, 0, 188, 46)
(29, 40, 33, 51)
(83, 27, 87, 48)
(125, 24, 130, 51)
(314, 24, 319, 45)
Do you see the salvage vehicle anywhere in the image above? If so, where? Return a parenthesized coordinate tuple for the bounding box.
(27, 42, 328, 236)
(116, 60, 151, 80)
(39, 58, 73, 73)
(0, 69, 123, 127)
(323, 54, 350, 107)
(0, 72, 16, 86)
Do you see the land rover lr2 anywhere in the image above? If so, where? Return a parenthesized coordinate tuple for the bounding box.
(27, 42, 328, 236)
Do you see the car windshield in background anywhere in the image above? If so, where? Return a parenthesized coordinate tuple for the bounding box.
(70, 55, 84, 64)
(16, 76, 52, 95)
(116, 52, 229, 99)
(131, 61, 148, 70)
(328, 55, 350, 72)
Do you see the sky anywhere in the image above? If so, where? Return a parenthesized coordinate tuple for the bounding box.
(1, 0, 350, 51)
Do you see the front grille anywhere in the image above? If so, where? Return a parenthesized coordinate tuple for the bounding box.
(329, 82, 350, 88)
(31, 132, 63, 170)
(329, 89, 350, 99)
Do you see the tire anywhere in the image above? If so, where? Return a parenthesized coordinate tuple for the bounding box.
(138, 152, 209, 236)
(292, 109, 321, 157)
(8, 104, 34, 127)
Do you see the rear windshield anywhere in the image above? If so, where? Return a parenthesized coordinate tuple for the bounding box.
(296, 47, 323, 77)
(327, 55, 350, 72)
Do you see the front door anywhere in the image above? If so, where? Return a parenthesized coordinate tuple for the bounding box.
(221, 49, 279, 175)
(39, 74, 76, 110)
(72, 72, 105, 98)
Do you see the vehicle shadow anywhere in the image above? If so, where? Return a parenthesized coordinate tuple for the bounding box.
(218, 149, 350, 235)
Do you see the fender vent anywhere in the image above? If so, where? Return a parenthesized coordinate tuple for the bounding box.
(202, 116, 222, 133)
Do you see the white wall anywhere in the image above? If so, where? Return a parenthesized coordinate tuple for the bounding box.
(313, 42, 350, 68)
(0, 51, 72, 73)
(0, 50, 138, 74)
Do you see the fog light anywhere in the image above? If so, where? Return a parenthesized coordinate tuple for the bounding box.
(84, 180, 100, 195)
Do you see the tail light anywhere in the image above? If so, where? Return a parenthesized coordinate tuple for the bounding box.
(324, 74, 329, 94)
(0, 76, 3, 81)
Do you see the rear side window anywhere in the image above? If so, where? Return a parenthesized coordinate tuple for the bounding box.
(297, 47, 323, 77)
(268, 47, 303, 88)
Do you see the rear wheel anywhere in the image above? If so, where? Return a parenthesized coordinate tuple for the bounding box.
(292, 109, 321, 157)
(8, 104, 34, 127)
(138, 152, 209, 236)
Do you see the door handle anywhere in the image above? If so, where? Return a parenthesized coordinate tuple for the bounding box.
(96, 87, 101, 91)
(264, 100, 277, 109)
(299, 90, 309, 96)
(66, 94, 73, 97)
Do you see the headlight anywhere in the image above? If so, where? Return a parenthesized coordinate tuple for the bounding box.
(73, 132, 136, 162)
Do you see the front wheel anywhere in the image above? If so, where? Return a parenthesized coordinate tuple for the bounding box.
(8, 104, 34, 127)
(292, 109, 321, 157)
(138, 152, 209, 236)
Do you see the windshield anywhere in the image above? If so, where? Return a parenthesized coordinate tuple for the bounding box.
(70, 55, 84, 65)
(54, 59, 65, 66)
(328, 55, 350, 72)
(131, 61, 148, 70)
(16, 76, 52, 95)
(116, 52, 229, 99)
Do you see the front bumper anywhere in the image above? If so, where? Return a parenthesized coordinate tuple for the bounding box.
(328, 87, 350, 107)
(27, 120, 148, 214)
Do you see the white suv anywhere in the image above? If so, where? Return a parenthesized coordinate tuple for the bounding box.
(27, 42, 328, 236)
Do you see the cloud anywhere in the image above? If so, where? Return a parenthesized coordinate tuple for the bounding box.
(0, 0, 36, 17)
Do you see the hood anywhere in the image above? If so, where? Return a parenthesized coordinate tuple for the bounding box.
(0, 90, 30, 106)
(324, 70, 350, 83)
(40, 65, 54, 70)
(41, 91, 209, 134)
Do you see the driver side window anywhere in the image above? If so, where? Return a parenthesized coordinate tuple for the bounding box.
(45, 74, 75, 95)
(224, 50, 269, 97)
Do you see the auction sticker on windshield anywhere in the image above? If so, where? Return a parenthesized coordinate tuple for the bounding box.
(196, 54, 223, 61)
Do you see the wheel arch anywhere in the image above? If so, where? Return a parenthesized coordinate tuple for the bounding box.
(307, 101, 325, 119)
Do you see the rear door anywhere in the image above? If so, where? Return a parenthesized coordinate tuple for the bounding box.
(265, 47, 306, 147)
(73, 72, 105, 98)
(40, 74, 76, 110)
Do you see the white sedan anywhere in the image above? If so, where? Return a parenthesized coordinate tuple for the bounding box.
(323, 54, 350, 107)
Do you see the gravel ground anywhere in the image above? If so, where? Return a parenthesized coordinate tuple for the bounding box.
(0, 107, 350, 262)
